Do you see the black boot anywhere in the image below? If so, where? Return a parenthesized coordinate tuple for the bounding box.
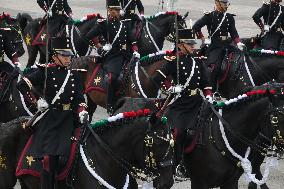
(41, 155, 58, 189)
(107, 82, 115, 116)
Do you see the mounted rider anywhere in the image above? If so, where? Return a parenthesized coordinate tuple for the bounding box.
(85, 0, 140, 115)
(37, 0, 73, 37)
(152, 28, 213, 176)
(192, 0, 245, 91)
(252, 0, 284, 50)
(0, 13, 20, 66)
(16, 36, 89, 189)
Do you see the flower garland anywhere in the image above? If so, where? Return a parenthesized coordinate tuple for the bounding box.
(72, 13, 103, 25)
(145, 11, 179, 21)
(214, 89, 277, 108)
(249, 49, 284, 57)
(140, 50, 174, 62)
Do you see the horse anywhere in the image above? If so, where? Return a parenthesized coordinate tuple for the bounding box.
(70, 53, 170, 116)
(177, 84, 284, 189)
(2, 99, 173, 189)
(16, 12, 187, 67)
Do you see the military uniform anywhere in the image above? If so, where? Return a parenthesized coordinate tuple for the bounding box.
(153, 29, 212, 169)
(252, 1, 284, 50)
(0, 29, 19, 64)
(37, 0, 73, 37)
(16, 36, 88, 189)
(86, 0, 139, 114)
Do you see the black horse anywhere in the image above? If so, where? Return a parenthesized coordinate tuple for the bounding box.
(179, 85, 284, 189)
(16, 12, 187, 67)
(3, 99, 173, 189)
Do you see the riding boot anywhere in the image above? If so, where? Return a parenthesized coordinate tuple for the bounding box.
(41, 155, 58, 189)
(107, 82, 115, 116)
(174, 130, 187, 179)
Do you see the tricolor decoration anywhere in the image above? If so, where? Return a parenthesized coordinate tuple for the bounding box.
(140, 50, 174, 62)
(145, 11, 179, 21)
(72, 13, 103, 25)
(249, 49, 284, 57)
(91, 109, 161, 129)
(214, 89, 277, 108)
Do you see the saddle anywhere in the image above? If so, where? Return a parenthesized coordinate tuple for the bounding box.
(84, 62, 131, 95)
(16, 128, 81, 181)
(218, 46, 244, 84)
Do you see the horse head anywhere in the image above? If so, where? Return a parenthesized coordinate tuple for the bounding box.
(1, 13, 25, 57)
(16, 13, 33, 32)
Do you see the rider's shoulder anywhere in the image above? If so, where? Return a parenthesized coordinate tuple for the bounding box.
(35, 63, 57, 69)
(203, 11, 212, 15)
(227, 13, 236, 17)
(263, 1, 270, 6)
(164, 55, 176, 62)
(97, 18, 107, 23)
(121, 19, 132, 22)
(71, 69, 87, 72)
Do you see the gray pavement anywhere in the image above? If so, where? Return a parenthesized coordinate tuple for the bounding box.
(0, 0, 284, 188)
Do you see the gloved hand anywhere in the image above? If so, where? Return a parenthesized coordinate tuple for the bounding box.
(237, 42, 245, 51)
(206, 95, 213, 104)
(139, 14, 144, 20)
(133, 51, 140, 59)
(120, 10, 125, 16)
(79, 110, 89, 124)
(102, 44, 112, 52)
(47, 10, 52, 17)
(168, 85, 183, 94)
(37, 98, 49, 112)
(264, 25, 270, 32)
(204, 38, 211, 45)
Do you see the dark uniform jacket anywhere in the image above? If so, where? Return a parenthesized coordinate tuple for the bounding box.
(16, 64, 87, 158)
(252, 2, 284, 49)
(0, 29, 17, 63)
(193, 11, 240, 65)
(119, 0, 144, 19)
(37, 0, 72, 36)
(86, 17, 137, 74)
(163, 54, 212, 132)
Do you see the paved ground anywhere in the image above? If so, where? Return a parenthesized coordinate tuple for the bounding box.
(0, 0, 284, 188)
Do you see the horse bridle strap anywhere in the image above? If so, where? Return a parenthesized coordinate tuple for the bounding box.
(209, 103, 268, 154)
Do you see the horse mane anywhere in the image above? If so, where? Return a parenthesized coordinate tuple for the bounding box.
(146, 11, 180, 22)
(70, 56, 93, 70)
(0, 116, 29, 136)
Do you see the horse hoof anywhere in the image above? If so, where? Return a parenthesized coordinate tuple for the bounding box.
(248, 182, 257, 189)
(260, 184, 269, 189)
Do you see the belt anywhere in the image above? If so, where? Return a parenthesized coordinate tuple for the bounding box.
(185, 88, 200, 96)
(50, 103, 72, 111)
(219, 36, 228, 41)
(55, 10, 64, 15)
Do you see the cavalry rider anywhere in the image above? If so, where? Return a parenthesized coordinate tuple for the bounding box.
(252, 0, 284, 50)
(152, 28, 213, 176)
(119, 0, 145, 39)
(0, 18, 20, 66)
(192, 0, 245, 91)
(86, 0, 140, 115)
(16, 36, 89, 189)
(37, 0, 73, 37)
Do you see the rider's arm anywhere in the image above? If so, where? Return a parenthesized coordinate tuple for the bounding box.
(37, 0, 48, 12)
(136, 0, 145, 15)
(228, 14, 241, 44)
(2, 32, 19, 65)
(192, 13, 210, 42)
(63, 0, 72, 16)
(252, 4, 268, 30)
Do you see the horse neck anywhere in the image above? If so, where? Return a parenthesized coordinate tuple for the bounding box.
(135, 59, 167, 97)
(79, 18, 98, 35)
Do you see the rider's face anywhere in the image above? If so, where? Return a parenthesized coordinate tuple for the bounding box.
(215, 1, 229, 12)
(178, 43, 195, 54)
(108, 8, 121, 19)
(272, 0, 282, 4)
(53, 54, 72, 67)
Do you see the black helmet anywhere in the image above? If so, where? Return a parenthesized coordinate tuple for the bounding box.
(106, 0, 122, 9)
(178, 28, 197, 45)
(51, 36, 73, 56)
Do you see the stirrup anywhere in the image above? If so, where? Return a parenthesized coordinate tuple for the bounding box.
(174, 164, 188, 182)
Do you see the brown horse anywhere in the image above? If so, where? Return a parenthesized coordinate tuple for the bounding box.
(70, 55, 170, 113)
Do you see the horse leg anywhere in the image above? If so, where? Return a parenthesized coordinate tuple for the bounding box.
(86, 94, 97, 121)
(26, 46, 38, 68)
(39, 51, 47, 64)
(191, 179, 209, 189)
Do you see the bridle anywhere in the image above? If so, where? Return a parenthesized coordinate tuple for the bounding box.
(83, 115, 174, 182)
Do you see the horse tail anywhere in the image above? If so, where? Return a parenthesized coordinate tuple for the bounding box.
(16, 13, 33, 31)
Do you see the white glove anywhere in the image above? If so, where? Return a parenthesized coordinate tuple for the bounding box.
(133, 51, 140, 59)
(120, 10, 125, 16)
(102, 44, 112, 51)
(47, 10, 52, 17)
(206, 95, 213, 104)
(264, 25, 270, 32)
(37, 98, 49, 112)
(204, 38, 211, 45)
(237, 42, 245, 51)
(168, 85, 182, 94)
(79, 110, 89, 124)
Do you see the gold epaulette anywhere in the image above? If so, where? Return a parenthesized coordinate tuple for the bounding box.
(164, 55, 176, 62)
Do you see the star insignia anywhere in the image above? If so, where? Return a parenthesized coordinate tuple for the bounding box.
(26, 156, 35, 167)
(94, 77, 101, 85)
